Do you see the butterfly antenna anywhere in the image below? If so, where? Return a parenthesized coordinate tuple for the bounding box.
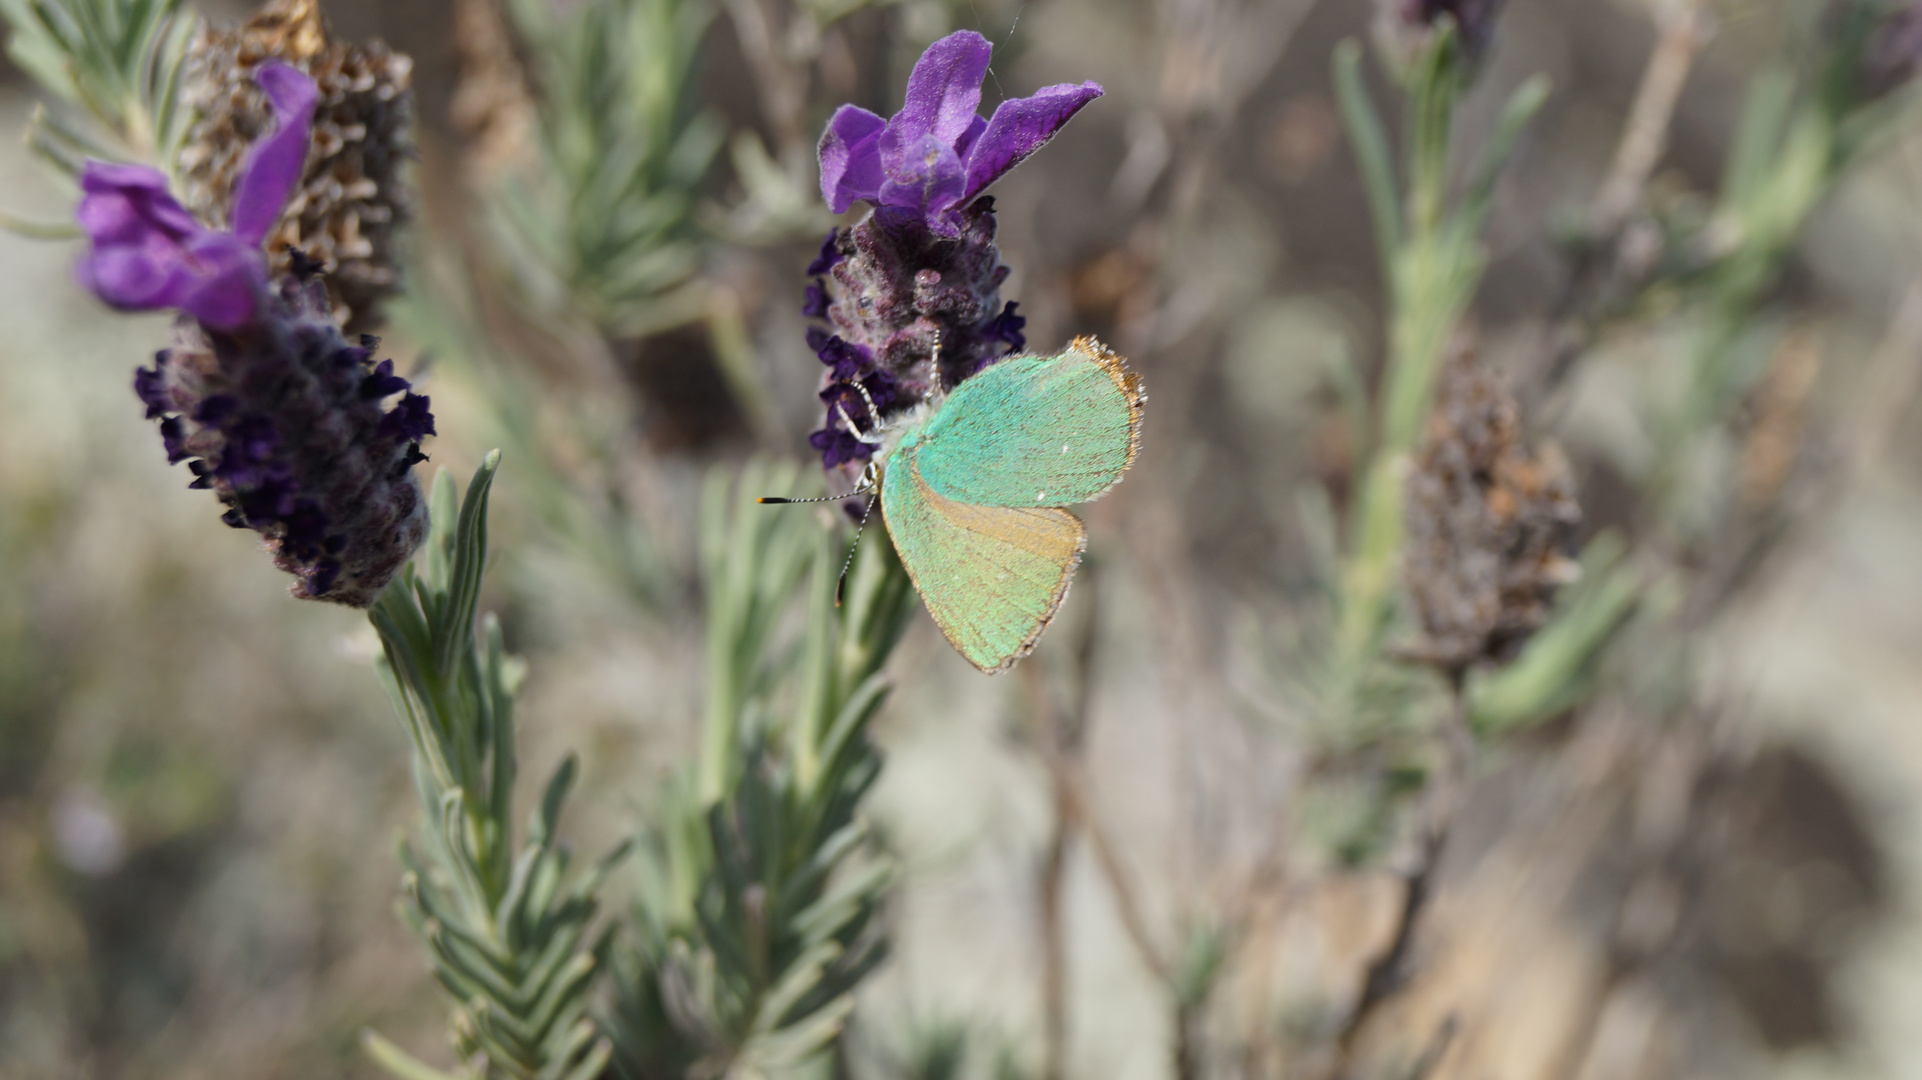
(836, 492, 878, 607)
(757, 460, 879, 505)
(756, 483, 870, 505)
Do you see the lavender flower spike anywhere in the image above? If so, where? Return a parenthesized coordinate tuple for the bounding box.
(135, 274, 432, 606)
(819, 30, 1102, 237)
(803, 32, 1095, 480)
(75, 61, 316, 330)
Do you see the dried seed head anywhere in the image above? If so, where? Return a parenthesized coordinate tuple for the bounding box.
(1403, 347, 1581, 671)
(177, 0, 414, 334)
(135, 274, 433, 606)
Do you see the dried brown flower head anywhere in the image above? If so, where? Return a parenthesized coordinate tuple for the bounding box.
(177, 0, 413, 334)
(1403, 347, 1581, 671)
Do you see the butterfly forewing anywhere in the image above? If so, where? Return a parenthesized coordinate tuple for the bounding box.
(913, 337, 1145, 509)
(881, 442, 1087, 674)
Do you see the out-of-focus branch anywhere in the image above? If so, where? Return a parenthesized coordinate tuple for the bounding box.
(1532, 1, 1711, 393)
(718, 0, 809, 157)
(1688, 274, 1922, 623)
(1327, 677, 1469, 1075)
(1844, 276, 1922, 473)
(1024, 562, 1173, 1080)
(1591, 2, 1711, 233)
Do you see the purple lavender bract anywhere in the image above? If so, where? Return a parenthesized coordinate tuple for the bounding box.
(75, 61, 316, 330)
(135, 275, 431, 606)
(818, 30, 1101, 238)
(804, 31, 1091, 480)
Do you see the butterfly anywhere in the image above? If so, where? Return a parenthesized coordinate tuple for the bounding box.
(772, 337, 1145, 674)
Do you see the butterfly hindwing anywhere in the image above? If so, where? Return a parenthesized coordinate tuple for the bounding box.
(882, 440, 1086, 674)
(913, 337, 1145, 508)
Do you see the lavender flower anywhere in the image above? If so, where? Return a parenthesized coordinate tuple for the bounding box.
(78, 63, 432, 606)
(804, 31, 1093, 476)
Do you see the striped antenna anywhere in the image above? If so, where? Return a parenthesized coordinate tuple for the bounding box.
(756, 472, 875, 506)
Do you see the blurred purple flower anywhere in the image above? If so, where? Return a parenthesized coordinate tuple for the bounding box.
(74, 61, 316, 330)
(1862, 1, 1922, 99)
(1406, 0, 1506, 50)
(818, 30, 1102, 237)
(1377, 0, 1508, 68)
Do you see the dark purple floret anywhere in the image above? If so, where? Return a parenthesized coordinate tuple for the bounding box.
(806, 230, 843, 276)
(135, 363, 172, 418)
(801, 281, 830, 319)
(1405, 0, 1506, 53)
(984, 301, 1027, 353)
(159, 417, 189, 463)
(812, 333, 871, 382)
(1376, 0, 1508, 69)
(360, 358, 411, 399)
(803, 231, 843, 318)
(820, 369, 900, 425)
(378, 392, 437, 443)
(810, 426, 872, 469)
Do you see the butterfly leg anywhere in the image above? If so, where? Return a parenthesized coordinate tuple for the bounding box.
(837, 402, 887, 446)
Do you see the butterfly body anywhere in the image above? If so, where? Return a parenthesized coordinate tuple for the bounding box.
(871, 337, 1144, 674)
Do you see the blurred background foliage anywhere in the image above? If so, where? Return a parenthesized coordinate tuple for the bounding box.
(6, 0, 1922, 1078)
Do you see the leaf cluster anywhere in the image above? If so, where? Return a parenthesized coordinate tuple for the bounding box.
(367, 454, 631, 1080)
(0, 0, 194, 178)
(603, 461, 916, 1079)
(485, 0, 726, 337)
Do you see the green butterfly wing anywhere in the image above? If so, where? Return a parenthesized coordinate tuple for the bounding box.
(913, 337, 1145, 508)
(877, 336, 1143, 673)
(881, 438, 1087, 674)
